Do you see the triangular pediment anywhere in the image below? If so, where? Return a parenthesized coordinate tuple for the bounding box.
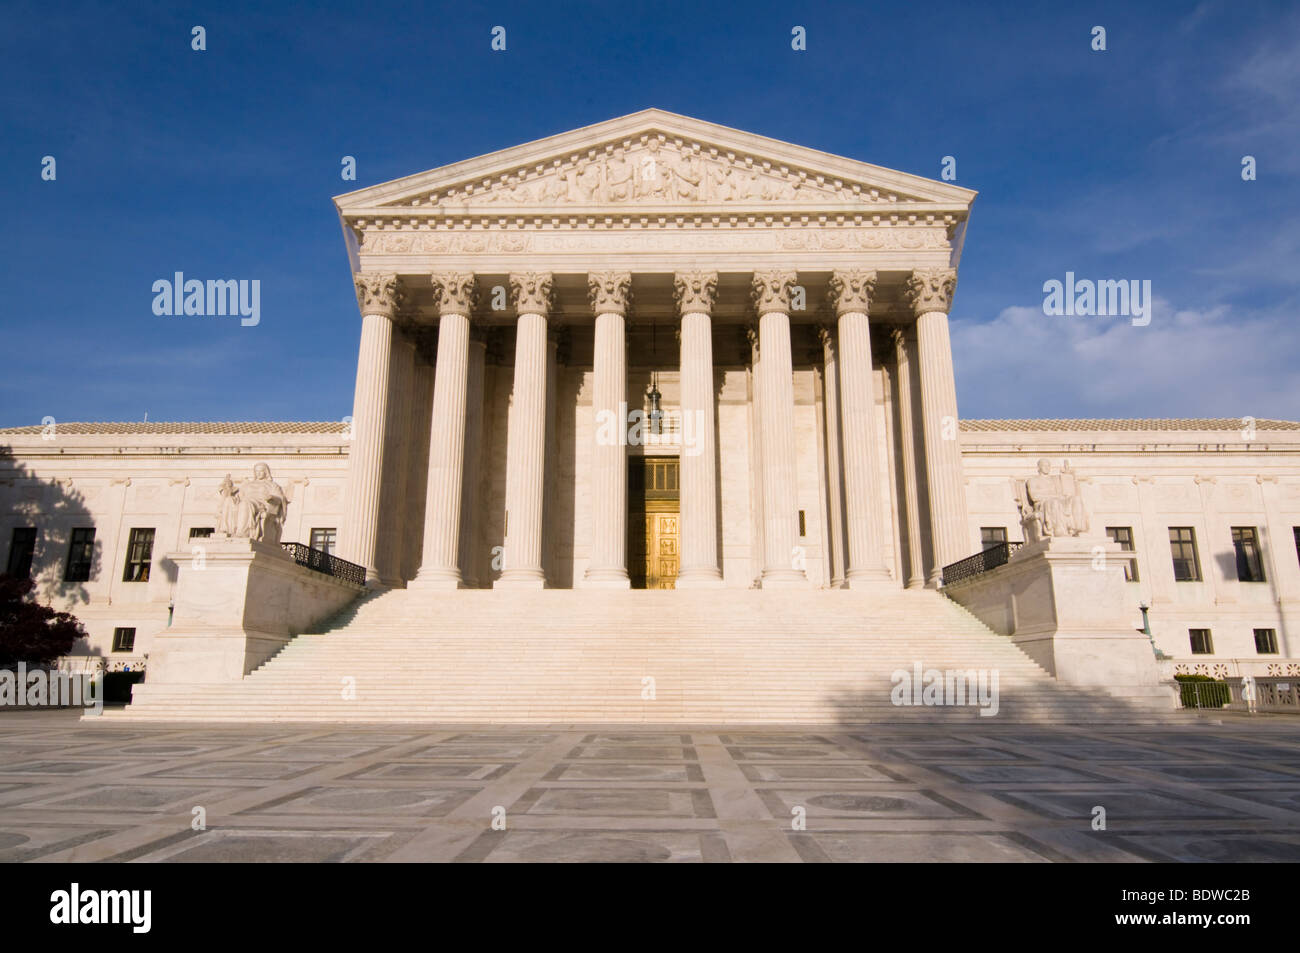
(335, 109, 975, 216)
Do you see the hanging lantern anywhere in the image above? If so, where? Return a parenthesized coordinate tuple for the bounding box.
(647, 380, 663, 434)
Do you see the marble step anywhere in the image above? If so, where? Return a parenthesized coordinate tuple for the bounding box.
(113, 587, 1174, 723)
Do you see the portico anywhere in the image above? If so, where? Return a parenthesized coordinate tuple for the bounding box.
(333, 110, 976, 591)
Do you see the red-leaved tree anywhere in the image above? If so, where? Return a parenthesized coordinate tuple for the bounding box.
(0, 574, 85, 667)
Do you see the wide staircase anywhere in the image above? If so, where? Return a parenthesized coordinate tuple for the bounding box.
(109, 587, 1176, 724)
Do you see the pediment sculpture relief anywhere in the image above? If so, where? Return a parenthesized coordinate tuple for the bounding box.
(421, 139, 908, 208)
(1014, 459, 1091, 542)
(216, 463, 288, 545)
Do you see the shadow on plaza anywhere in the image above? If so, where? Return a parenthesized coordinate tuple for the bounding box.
(822, 669, 1183, 728)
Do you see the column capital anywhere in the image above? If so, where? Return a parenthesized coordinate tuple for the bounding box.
(828, 269, 878, 315)
(587, 271, 632, 315)
(354, 273, 402, 317)
(430, 272, 478, 317)
(751, 270, 798, 316)
(890, 325, 907, 351)
(815, 323, 836, 350)
(905, 268, 958, 316)
(673, 270, 719, 315)
(509, 271, 554, 315)
(744, 323, 760, 355)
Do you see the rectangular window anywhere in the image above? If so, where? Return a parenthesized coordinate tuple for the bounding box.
(112, 627, 136, 652)
(309, 528, 337, 555)
(1254, 628, 1279, 654)
(980, 527, 1008, 550)
(6, 527, 37, 578)
(122, 528, 155, 582)
(64, 528, 95, 582)
(1105, 526, 1139, 582)
(1294, 527, 1300, 567)
(1231, 527, 1266, 582)
(1189, 628, 1213, 655)
(189, 527, 214, 539)
(798, 511, 806, 538)
(1169, 527, 1201, 582)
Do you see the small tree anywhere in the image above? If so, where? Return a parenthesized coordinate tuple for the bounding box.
(0, 574, 85, 667)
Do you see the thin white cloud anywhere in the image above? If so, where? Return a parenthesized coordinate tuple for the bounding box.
(952, 297, 1300, 420)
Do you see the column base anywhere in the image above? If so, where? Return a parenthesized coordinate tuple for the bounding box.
(675, 568, 725, 588)
(407, 567, 464, 591)
(845, 568, 893, 589)
(494, 569, 547, 590)
(760, 569, 812, 589)
(583, 568, 631, 589)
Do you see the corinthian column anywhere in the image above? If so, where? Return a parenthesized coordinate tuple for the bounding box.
(817, 325, 847, 588)
(411, 273, 477, 589)
(891, 327, 927, 589)
(457, 333, 487, 587)
(831, 270, 890, 584)
(675, 271, 724, 587)
(584, 272, 632, 587)
(752, 271, 809, 588)
(496, 272, 552, 589)
(377, 330, 414, 587)
(343, 273, 400, 586)
(907, 268, 971, 584)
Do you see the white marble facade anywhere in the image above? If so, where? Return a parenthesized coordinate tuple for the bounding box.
(1, 111, 1298, 678)
(334, 110, 974, 596)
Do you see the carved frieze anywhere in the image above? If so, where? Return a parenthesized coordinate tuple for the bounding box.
(357, 226, 950, 257)
(407, 137, 918, 210)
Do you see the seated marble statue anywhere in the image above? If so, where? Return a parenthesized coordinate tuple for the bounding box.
(1017, 458, 1074, 540)
(223, 463, 288, 544)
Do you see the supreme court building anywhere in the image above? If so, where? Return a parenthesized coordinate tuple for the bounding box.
(336, 110, 974, 595)
(3, 111, 1299, 720)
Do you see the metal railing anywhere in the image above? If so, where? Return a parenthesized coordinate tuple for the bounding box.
(280, 542, 366, 587)
(1177, 679, 1231, 709)
(941, 542, 1023, 587)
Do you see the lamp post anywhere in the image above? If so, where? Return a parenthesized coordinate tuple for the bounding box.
(1139, 602, 1159, 657)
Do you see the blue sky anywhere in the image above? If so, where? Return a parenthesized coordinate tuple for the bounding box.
(2, 0, 1297, 424)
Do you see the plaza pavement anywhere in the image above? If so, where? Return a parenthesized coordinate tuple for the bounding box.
(1, 709, 1299, 862)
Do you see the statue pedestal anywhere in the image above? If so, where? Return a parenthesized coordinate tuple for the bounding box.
(147, 538, 362, 684)
(946, 536, 1176, 709)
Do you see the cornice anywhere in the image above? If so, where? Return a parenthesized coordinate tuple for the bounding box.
(334, 109, 977, 213)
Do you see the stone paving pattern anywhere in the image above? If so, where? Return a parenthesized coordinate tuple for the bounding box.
(2, 711, 1299, 862)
